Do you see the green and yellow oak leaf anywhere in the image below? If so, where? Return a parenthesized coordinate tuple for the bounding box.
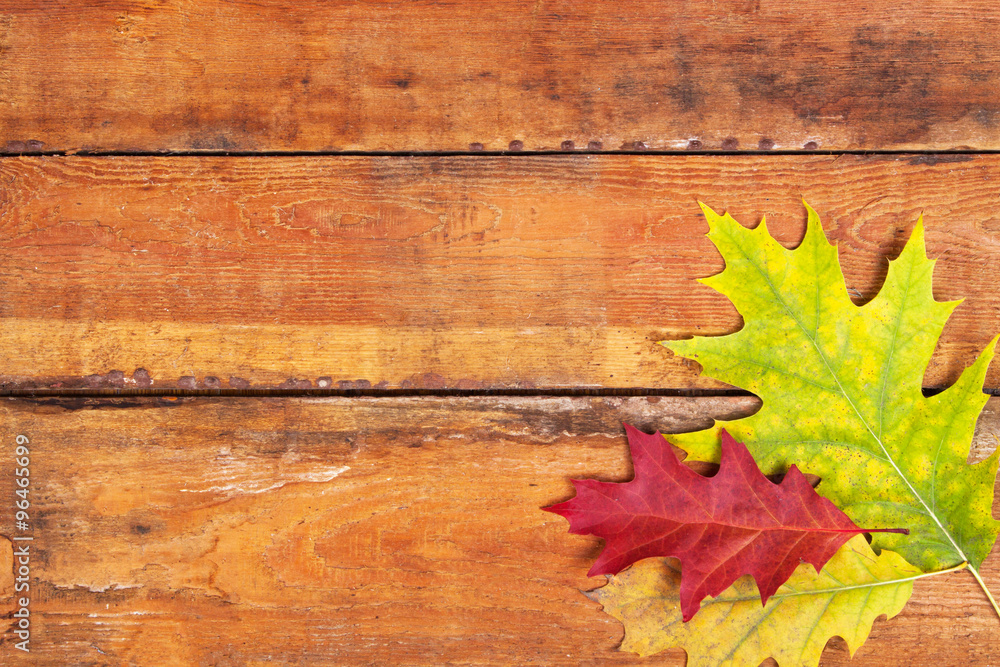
(663, 202, 999, 602)
(590, 535, 934, 666)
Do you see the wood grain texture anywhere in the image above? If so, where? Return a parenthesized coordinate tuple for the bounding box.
(2, 154, 1000, 391)
(2, 1, 1000, 153)
(0, 395, 998, 665)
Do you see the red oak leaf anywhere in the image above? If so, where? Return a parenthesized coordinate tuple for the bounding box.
(544, 425, 906, 621)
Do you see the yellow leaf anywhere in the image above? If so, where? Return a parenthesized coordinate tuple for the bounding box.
(590, 536, 922, 666)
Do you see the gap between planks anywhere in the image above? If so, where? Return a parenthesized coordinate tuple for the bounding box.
(3, 149, 1000, 159)
(1, 387, 993, 399)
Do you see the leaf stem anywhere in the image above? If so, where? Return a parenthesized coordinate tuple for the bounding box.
(908, 561, 1000, 622)
(967, 565, 1000, 621)
(864, 527, 909, 535)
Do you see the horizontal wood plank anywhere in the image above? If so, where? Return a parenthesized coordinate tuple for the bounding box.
(2, 154, 1000, 391)
(2, 1, 1000, 153)
(1, 395, 999, 664)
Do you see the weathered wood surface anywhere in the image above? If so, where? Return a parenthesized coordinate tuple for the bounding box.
(2, 1, 1000, 154)
(2, 154, 999, 391)
(1, 396, 998, 665)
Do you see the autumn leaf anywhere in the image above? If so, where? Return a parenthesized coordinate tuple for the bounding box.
(589, 534, 952, 666)
(544, 424, 904, 621)
(664, 202, 1000, 611)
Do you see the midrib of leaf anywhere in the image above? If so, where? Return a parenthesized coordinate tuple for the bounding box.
(707, 560, 965, 605)
(618, 526, 862, 574)
(736, 234, 1000, 617)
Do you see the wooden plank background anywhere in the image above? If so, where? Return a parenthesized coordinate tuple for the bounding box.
(0, 396, 998, 665)
(2, 154, 999, 392)
(1, 1, 1000, 153)
(3, 2, 1000, 665)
